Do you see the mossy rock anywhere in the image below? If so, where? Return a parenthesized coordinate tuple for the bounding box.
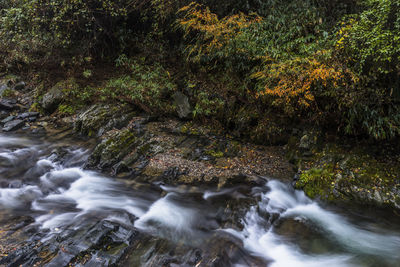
(86, 129, 139, 170)
(74, 104, 135, 137)
(295, 143, 400, 209)
(295, 166, 338, 201)
(41, 78, 78, 113)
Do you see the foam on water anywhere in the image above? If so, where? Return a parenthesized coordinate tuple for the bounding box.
(135, 193, 196, 231)
(0, 185, 43, 208)
(2, 133, 400, 266)
(224, 180, 400, 266)
(32, 168, 151, 232)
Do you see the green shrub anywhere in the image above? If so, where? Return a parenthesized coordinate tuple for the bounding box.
(334, 0, 400, 139)
(104, 56, 176, 113)
(0, 0, 146, 68)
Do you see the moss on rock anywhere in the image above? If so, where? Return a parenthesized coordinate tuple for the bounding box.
(87, 129, 138, 170)
(294, 143, 400, 209)
(74, 104, 135, 137)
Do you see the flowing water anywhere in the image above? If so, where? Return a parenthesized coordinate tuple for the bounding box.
(1, 133, 400, 266)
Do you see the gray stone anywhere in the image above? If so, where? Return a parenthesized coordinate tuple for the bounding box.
(17, 112, 39, 120)
(14, 81, 25, 91)
(41, 87, 64, 112)
(74, 104, 134, 137)
(1, 115, 15, 124)
(2, 119, 24, 132)
(28, 117, 37, 122)
(173, 92, 192, 119)
(40, 79, 79, 113)
(299, 130, 321, 151)
(373, 190, 384, 205)
(299, 134, 311, 150)
(0, 99, 16, 110)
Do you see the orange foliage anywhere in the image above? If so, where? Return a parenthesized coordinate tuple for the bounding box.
(178, 2, 261, 60)
(253, 56, 355, 112)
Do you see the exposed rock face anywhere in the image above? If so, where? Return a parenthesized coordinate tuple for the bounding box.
(74, 104, 135, 137)
(86, 128, 141, 171)
(78, 103, 293, 187)
(290, 136, 400, 210)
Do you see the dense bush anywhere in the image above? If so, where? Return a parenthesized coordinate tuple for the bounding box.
(335, 0, 400, 139)
(104, 56, 176, 113)
(177, 0, 400, 140)
(1, 0, 399, 141)
(0, 0, 151, 69)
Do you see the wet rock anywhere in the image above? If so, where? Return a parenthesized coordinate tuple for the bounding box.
(2, 119, 24, 132)
(8, 180, 23, 188)
(0, 242, 39, 266)
(0, 98, 17, 110)
(294, 142, 400, 210)
(27, 116, 37, 122)
(112, 161, 132, 176)
(86, 129, 139, 170)
(160, 167, 185, 184)
(17, 112, 39, 120)
(1, 115, 15, 124)
(173, 91, 192, 119)
(41, 88, 63, 112)
(30, 126, 47, 135)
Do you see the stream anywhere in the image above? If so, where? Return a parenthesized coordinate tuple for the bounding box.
(1, 133, 400, 267)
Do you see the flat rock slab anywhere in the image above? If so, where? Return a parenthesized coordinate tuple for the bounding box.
(2, 119, 24, 132)
(17, 112, 39, 120)
(0, 99, 17, 110)
(1, 115, 15, 124)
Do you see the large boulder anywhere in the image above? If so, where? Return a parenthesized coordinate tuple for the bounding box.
(294, 143, 400, 210)
(41, 79, 78, 113)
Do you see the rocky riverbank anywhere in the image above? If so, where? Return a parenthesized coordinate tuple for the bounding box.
(1, 74, 400, 213)
(0, 75, 294, 187)
(289, 131, 400, 211)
